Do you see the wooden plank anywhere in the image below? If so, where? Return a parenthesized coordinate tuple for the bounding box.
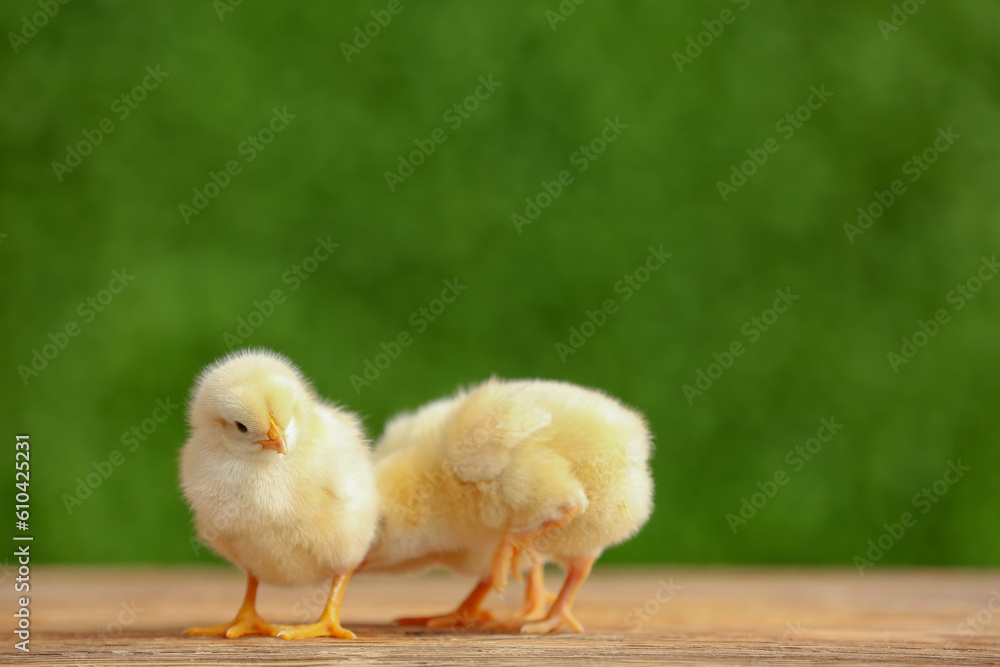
(3, 567, 999, 665)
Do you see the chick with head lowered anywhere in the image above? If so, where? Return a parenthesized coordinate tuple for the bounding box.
(180, 349, 378, 639)
(363, 377, 654, 634)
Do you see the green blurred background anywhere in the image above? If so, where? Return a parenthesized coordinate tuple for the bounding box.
(2, 1, 999, 567)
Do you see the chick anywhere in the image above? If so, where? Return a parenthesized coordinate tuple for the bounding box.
(363, 378, 653, 633)
(179, 349, 378, 639)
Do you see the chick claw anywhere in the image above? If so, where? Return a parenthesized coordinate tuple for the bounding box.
(185, 610, 278, 638)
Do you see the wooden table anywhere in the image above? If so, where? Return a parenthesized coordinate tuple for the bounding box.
(3, 566, 999, 665)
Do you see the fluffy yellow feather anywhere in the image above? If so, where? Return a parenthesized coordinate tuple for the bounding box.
(364, 377, 654, 633)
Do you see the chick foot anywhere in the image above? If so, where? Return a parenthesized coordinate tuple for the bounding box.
(521, 608, 584, 634)
(491, 504, 580, 593)
(185, 611, 278, 638)
(489, 563, 557, 627)
(186, 574, 278, 638)
(519, 555, 595, 634)
(396, 577, 495, 629)
(276, 572, 357, 640)
(397, 609, 495, 629)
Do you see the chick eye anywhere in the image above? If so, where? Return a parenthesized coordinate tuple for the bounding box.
(235, 421, 248, 433)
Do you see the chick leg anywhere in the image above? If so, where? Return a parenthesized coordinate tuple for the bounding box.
(396, 577, 495, 628)
(185, 573, 278, 638)
(275, 572, 356, 639)
(491, 504, 580, 593)
(518, 563, 558, 621)
(520, 555, 595, 634)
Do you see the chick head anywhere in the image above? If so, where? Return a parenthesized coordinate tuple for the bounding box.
(188, 348, 313, 459)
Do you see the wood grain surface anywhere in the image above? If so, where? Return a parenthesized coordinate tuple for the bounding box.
(3, 566, 999, 665)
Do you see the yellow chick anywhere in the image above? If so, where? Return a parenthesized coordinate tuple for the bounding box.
(179, 349, 378, 639)
(363, 377, 654, 633)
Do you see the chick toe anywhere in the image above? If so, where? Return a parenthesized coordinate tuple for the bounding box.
(520, 608, 584, 635)
(396, 577, 495, 629)
(275, 621, 356, 640)
(396, 609, 494, 629)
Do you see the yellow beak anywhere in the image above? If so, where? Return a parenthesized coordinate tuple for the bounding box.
(256, 413, 288, 455)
